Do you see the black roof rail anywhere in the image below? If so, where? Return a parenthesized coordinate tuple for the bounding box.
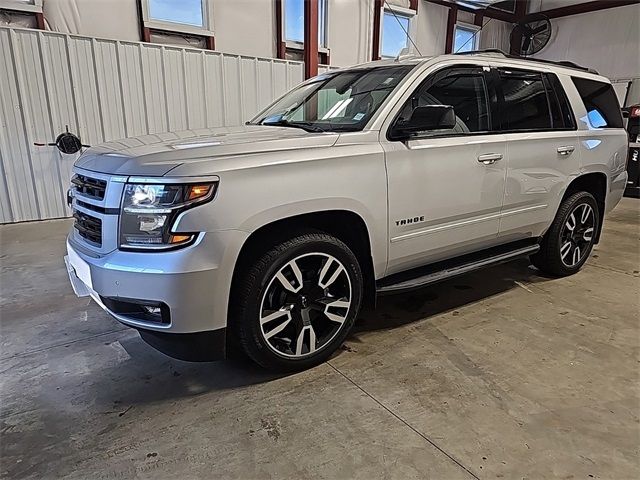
(453, 49, 599, 75)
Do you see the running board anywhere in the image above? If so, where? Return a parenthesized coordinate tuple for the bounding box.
(377, 241, 540, 295)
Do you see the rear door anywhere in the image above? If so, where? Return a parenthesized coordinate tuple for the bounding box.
(495, 67, 580, 239)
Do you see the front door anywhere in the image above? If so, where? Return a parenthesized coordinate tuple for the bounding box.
(382, 65, 507, 275)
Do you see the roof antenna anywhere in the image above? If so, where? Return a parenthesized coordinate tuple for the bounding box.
(383, 0, 422, 59)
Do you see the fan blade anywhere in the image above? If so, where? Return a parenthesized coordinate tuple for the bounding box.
(532, 24, 548, 35)
(522, 36, 532, 54)
(522, 25, 534, 36)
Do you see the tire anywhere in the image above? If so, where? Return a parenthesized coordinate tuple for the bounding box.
(531, 191, 600, 277)
(230, 232, 363, 371)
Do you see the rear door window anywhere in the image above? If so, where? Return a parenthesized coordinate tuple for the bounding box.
(572, 77, 623, 128)
(498, 69, 552, 131)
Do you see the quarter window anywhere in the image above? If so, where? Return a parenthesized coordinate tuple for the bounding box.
(499, 70, 552, 131)
(572, 77, 623, 128)
(395, 68, 490, 135)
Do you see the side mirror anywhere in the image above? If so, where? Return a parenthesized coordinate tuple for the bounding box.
(390, 105, 456, 140)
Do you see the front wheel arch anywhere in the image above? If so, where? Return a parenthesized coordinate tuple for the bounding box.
(229, 232, 364, 370)
(227, 211, 375, 348)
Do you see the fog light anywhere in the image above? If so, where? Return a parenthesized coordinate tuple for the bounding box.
(143, 306, 162, 316)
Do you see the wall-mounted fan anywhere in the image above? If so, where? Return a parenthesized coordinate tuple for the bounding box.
(34, 126, 90, 155)
(510, 14, 552, 56)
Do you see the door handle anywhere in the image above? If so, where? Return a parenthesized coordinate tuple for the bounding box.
(477, 153, 503, 165)
(557, 146, 575, 156)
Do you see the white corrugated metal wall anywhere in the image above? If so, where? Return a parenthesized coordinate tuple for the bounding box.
(0, 27, 305, 223)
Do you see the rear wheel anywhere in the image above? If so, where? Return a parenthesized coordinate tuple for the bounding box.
(531, 191, 599, 276)
(231, 233, 363, 371)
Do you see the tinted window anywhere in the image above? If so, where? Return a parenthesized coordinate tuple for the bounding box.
(572, 77, 623, 128)
(500, 70, 552, 130)
(395, 68, 490, 135)
(544, 73, 575, 129)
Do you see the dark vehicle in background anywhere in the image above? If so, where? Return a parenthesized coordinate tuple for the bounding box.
(623, 105, 639, 198)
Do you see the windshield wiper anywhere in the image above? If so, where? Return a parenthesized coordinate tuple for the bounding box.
(261, 119, 326, 133)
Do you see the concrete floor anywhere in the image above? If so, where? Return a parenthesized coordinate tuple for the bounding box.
(1, 199, 638, 480)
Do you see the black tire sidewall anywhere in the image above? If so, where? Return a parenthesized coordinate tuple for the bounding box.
(235, 234, 363, 371)
(542, 192, 600, 276)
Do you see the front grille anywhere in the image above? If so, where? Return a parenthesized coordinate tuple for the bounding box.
(71, 174, 107, 200)
(73, 210, 102, 246)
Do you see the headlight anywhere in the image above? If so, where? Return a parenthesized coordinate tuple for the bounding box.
(119, 182, 216, 250)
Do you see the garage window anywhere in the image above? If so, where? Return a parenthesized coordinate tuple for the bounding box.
(572, 77, 623, 129)
(453, 24, 479, 53)
(149, 0, 204, 27)
(381, 8, 414, 58)
(284, 0, 328, 48)
(142, 0, 213, 36)
(0, 0, 42, 12)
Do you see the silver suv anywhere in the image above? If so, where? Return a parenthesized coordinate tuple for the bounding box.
(65, 52, 628, 371)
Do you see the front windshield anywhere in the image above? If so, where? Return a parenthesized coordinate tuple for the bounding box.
(250, 65, 416, 132)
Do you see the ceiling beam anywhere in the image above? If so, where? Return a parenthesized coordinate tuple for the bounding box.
(509, 0, 528, 55)
(303, 0, 319, 79)
(372, 0, 383, 60)
(444, 5, 458, 53)
(274, 0, 286, 59)
(538, 0, 639, 19)
(423, 0, 518, 22)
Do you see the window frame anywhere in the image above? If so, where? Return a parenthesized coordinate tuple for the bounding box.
(453, 23, 480, 53)
(543, 73, 577, 130)
(141, 0, 214, 37)
(380, 5, 416, 59)
(494, 67, 578, 134)
(0, 0, 43, 14)
(387, 64, 497, 141)
(282, 0, 330, 52)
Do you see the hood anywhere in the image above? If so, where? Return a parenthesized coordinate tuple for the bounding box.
(74, 125, 340, 176)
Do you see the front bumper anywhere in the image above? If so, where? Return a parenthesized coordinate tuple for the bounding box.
(65, 229, 247, 360)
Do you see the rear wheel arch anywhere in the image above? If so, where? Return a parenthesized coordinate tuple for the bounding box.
(561, 172, 607, 243)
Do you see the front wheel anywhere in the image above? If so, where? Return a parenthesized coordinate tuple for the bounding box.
(531, 191, 600, 276)
(231, 233, 363, 371)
